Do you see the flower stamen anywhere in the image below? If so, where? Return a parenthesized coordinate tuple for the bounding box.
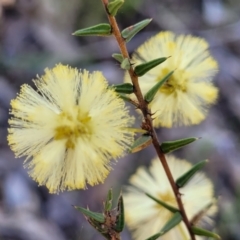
(158, 68, 187, 94)
(54, 110, 92, 149)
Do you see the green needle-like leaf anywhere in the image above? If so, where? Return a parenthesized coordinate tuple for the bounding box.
(144, 70, 173, 102)
(107, 0, 124, 16)
(73, 23, 112, 36)
(74, 206, 105, 223)
(192, 226, 221, 239)
(160, 137, 199, 154)
(159, 212, 182, 235)
(87, 217, 106, 234)
(117, 95, 139, 107)
(134, 57, 168, 77)
(121, 19, 152, 42)
(112, 53, 124, 63)
(112, 83, 134, 94)
(121, 58, 131, 70)
(176, 159, 208, 188)
(114, 195, 125, 232)
(146, 193, 179, 213)
(131, 134, 152, 153)
(146, 212, 182, 239)
(104, 188, 113, 211)
(118, 94, 132, 102)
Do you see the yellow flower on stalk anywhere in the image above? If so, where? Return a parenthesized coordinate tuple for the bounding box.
(8, 64, 134, 193)
(125, 31, 218, 127)
(123, 155, 217, 240)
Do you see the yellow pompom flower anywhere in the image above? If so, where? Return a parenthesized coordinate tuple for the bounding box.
(123, 155, 217, 240)
(125, 31, 218, 127)
(8, 64, 134, 193)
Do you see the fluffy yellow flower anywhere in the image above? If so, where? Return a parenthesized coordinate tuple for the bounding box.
(123, 155, 217, 240)
(125, 31, 218, 127)
(8, 64, 134, 193)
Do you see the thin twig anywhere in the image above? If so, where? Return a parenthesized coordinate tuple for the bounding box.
(101, 0, 196, 239)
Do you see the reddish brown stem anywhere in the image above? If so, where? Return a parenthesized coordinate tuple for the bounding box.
(101, 0, 196, 239)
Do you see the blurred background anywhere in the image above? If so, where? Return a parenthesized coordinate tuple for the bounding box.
(0, 0, 240, 239)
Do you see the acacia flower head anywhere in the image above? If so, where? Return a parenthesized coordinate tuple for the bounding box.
(8, 64, 134, 193)
(123, 155, 217, 240)
(125, 31, 218, 128)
